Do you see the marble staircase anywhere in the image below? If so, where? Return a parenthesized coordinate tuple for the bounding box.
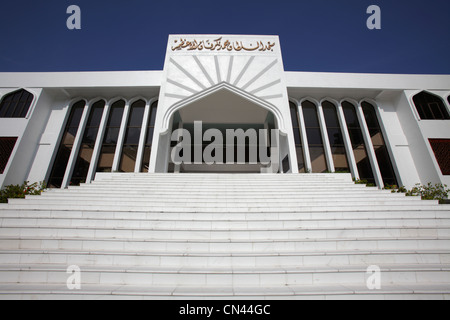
(0, 173, 449, 299)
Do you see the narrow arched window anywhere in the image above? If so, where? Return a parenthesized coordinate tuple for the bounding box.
(302, 100, 327, 173)
(342, 101, 375, 184)
(119, 100, 146, 172)
(361, 101, 398, 186)
(70, 100, 106, 185)
(0, 89, 34, 118)
(48, 100, 86, 188)
(289, 101, 306, 173)
(96, 100, 126, 173)
(322, 101, 350, 172)
(141, 100, 158, 172)
(413, 91, 449, 120)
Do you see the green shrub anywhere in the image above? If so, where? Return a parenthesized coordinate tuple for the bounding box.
(390, 182, 449, 204)
(0, 181, 47, 203)
(353, 179, 376, 187)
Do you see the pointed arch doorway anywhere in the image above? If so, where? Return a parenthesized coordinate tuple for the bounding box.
(153, 83, 291, 173)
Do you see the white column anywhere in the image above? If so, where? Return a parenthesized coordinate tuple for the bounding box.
(135, 101, 151, 173)
(112, 101, 130, 172)
(61, 102, 91, 188)
(86, 102, 110, 183)
(336, 103, 359, 180)
(356, 103, 384, 188)
(297, 102, 312, 173)
(317, 103, 334, 172)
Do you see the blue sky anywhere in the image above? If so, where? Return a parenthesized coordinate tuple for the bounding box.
(0, 0, 449, 74)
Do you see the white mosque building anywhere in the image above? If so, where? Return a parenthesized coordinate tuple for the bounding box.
(0, 35, 449, 299)
(0, 35, 449, 190)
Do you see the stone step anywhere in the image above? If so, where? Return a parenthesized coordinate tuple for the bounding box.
(95, 180, 353, 184)
(1, 225, 450, 240)
(82, 180, 366, 186)
(50, 190, 394, 198)
(2, 203, 441, 213)
(1, 264, 449, 287)
(66, 186, 373, 194)
(2, 237, 449, 254)
(38, 189, 401, 198)
(5, 196, 433, 207)
(24, 195, 419, 204)
(2, 283, 449, 300)
(2, 217, 449, 229)
(93, 173, 354, 181)
(1, 208, 448, 220)
(1, 249, 449, 267)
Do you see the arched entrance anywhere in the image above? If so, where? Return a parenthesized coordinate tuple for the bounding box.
(153, 83, 292, 173)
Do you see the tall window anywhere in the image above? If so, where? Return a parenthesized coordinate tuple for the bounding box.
(413, 91, 449, 120)
(0, 137, 18, 174)
(48, 100, 86, 188)
(302, 100, 327, 173)
(289, 101, 305, 173)
(322, 101, 350, 172)
(361, 102, 398, 186)
(342, 101, 375, 184)
(96, 100, 125, 172)
(119, 100, 146, 172)
(70, 100, 106, 185)
(0, 89, 34, 118)
(141, 100, 158, 172)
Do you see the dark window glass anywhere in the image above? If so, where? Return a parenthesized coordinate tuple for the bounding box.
(361, 102, 398, 186)
(0, 137, 18, 174)
(96, 100, 125, 173)
(48, 100, 86, 188)
(0, 89, 34, 118)
(119, 100, 145, 172)
(302, 104, 320, 127)
(342, 101, 375, 184)
(302, 100, 327, 173)
(322, 101, 349, 172)
(413, 91, 450, 120)
(429, 139, 450, 175)
(347, 128, 365, 146)
(305, 128, 323, 145)
(70, 100, 105, 186)
(289, 101, 305, 173)
(142, 100, 158, 172)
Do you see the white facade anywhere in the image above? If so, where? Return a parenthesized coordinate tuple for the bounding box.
(0, 35, 450, 189)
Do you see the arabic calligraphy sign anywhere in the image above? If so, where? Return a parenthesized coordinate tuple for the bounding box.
(171, 37, 276, 52)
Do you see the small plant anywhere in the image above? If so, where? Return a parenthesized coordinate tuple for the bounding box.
(0, 181, 47, 203)
(407, 183, 449, 203)
(395, 186, 408, 194)
(383, 184, 399, 190)
(353, 179, 376, 187)
(391, 183, 449, 204)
